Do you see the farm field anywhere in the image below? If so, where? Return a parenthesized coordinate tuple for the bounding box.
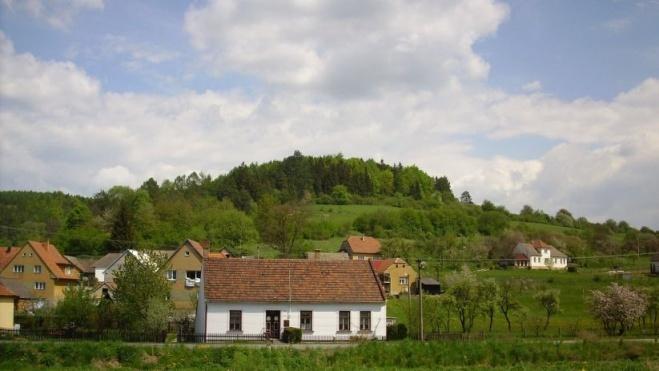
(388, 267, 659, 338)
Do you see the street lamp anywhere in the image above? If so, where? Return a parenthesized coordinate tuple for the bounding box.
(416, 259, 426, 341)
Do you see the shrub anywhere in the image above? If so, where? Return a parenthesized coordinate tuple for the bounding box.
(282, 327, 302, 343)
(386, 323, 408, 340)
(116, 345, 142, 366)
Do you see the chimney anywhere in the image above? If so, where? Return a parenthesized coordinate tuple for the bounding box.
(314, 249, 320, 260)
(361, 235, 365, 241)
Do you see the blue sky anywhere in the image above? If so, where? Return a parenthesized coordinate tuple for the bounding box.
(1, 0, 658, 228)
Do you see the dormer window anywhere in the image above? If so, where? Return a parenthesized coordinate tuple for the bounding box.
(65, 266, 72, 275)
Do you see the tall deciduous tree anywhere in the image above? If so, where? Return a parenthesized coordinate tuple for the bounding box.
(445, 266, 482, 333)
(480, 278, 500, 332)
(460, 191, 473, 205)
(498, 280, 520, 332)
(255, 197, 310, 257)
(112, 250, 172, 332)
(535, 289, 560, 330)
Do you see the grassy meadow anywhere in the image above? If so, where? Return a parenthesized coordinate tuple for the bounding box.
(388, 266, 659, 338)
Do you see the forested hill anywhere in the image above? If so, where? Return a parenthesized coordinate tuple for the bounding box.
(1, 152, 657, 261)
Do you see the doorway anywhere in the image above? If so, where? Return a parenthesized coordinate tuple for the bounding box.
(265, 310, 281, 339)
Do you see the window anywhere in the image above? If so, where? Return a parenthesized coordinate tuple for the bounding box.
(184, 251, 190, 257)
(229, 310, 242, 331)
(339, 311, 350, 332)
(13, 265, 24, 273)
(166, 270, 177, 281)
(358, 256, 364, 260)
(35, 282, 46, 290)
(300, 311, 312, 332)
(360, 311, 371, 331)
(33, 265, 42, 273)
(399, 276, 408, 286)
(65, 266, 72, 275)
(186, 271, 202, 280)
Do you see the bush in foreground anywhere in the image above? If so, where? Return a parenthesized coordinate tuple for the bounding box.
(1, 339, 658, 370)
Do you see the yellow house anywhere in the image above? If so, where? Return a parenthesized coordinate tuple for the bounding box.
(0, 282, 17, 329)
(164, 239, 210, 312)
(372, 258, 417, 296)
(0, 241, 81, 307)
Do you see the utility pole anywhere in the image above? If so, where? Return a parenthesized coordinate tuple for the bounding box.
(417, 259, 425, 341)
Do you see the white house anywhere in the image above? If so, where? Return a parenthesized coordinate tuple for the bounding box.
(95, 249, 174, 283)
(512, 240, 568, 270)
(195, 258, 387, 341)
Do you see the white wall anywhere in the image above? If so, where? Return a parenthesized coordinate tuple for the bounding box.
(203, 302, 386, 339)
(528, 249, 567, 270)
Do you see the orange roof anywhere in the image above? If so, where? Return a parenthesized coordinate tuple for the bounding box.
(0, 281, 17, 297)
(0, 247, 21, 271)
(204, 258, 385, 303)
(27, 241, 79, 281)
(372, 258, 409, 273)
(207, 252, 227, 259)
(343, 236, 381, 255)
(184, 239, 205, 258)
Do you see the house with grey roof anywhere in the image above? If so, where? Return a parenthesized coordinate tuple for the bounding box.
(512, 240, 568, 270)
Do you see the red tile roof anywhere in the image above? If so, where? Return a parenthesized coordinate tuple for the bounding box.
(0, 281, 17, 297)
(0, 247, 20, 271)
(372, 258, 408, 273)
(27, 241, 78, 281)
(343, 236, 381, 255)
(184, 239, 205, 258)
(204, 258, 385, 303)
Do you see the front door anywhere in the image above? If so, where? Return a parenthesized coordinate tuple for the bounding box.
(265, 310, 281, 339)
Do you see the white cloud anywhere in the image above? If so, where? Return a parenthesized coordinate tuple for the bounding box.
(603, 17, 631, 33)
(1, 0, 659, 229)
(1, 0, 104, 29)
(184, 0, 509, 97)
(522, 80, 542, 92)
(102, 34, 180, 68)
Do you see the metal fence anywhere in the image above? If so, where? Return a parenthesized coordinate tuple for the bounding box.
(426, 332, 485, 341)
(0, 328, 167, 342)
(177, 332, 267, 343)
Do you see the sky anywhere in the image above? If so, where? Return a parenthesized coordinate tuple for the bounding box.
(0, 0, 658, 229)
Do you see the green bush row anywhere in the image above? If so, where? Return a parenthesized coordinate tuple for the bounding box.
(1, 339, 657, 370)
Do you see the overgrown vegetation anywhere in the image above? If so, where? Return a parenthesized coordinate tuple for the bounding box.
(0, 339, 657, 370)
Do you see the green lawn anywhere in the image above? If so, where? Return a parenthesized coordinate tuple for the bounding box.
(389, 267, 659, 338)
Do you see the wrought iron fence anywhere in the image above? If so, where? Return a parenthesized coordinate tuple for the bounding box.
(177, 332, 266, 343)
(425, 332, 485, 341)
(0, 328, 167, 342)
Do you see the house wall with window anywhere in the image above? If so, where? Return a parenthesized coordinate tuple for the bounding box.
(165, 241, 204, 311)
(203, 302, 386, 339)
(0, 242, 80, 306)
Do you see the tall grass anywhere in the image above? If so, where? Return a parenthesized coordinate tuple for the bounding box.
(1, 339, 657, 370)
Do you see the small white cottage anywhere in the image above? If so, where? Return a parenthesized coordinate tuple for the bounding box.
(512, 240, 568, 270)
(195, 258, 387, 340)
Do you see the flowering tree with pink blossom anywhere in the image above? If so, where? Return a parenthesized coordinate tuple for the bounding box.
(590, 283, 648, 336)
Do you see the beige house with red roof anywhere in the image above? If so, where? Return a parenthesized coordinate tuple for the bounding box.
(372, 258, 417, 296)
(164, 239, 209, 311)
(196, 258, 386, 340)
(0, 241, 81, 307)
(339, 236, 382, 260)
(0, 281, 18, 329)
